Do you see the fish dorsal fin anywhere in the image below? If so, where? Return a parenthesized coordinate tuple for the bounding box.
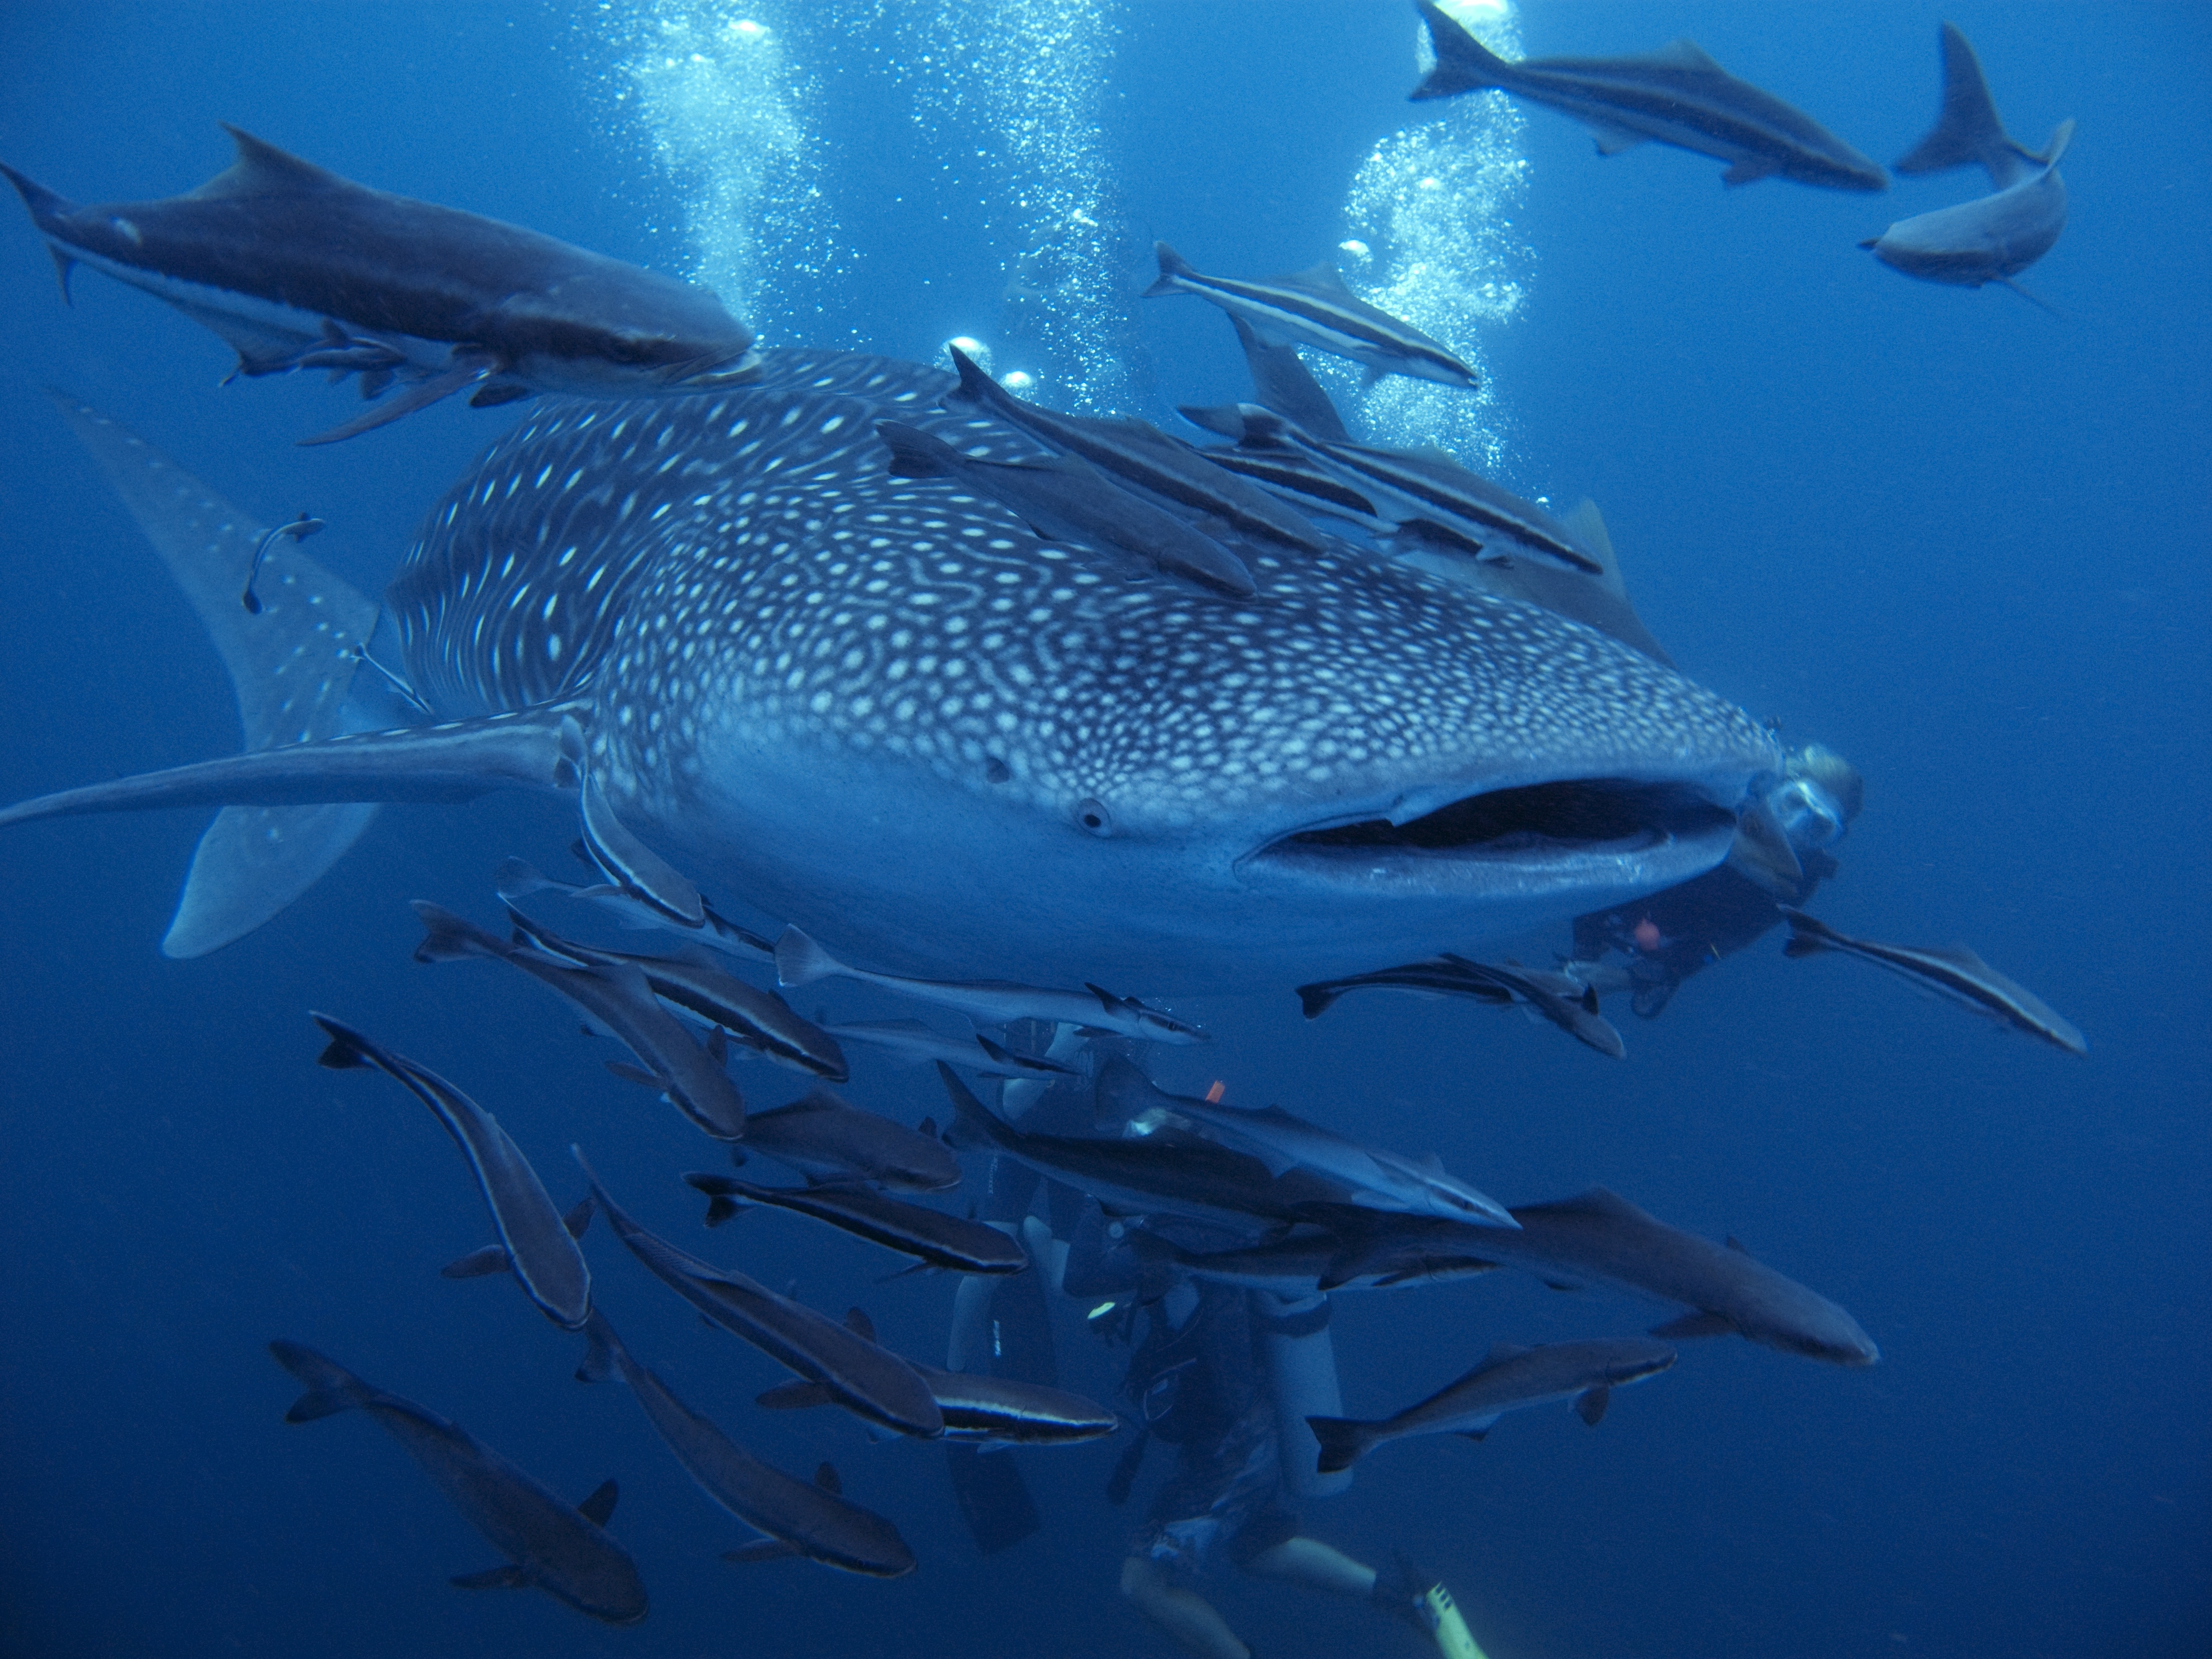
(196, 126, 353, 199)
(1725, 1235, 1750, 1255)
(917, 1116, 939, 1138)
(844, 1306, 878, 1342)
(2036, 118, 2076, 170)
(1557, 499, 1625, 595)
(791, 1087, 852, 1116)
(1937, 942, 1990, 969)
(1484, 1341, 1531, 1364)
(814, 1461, 843, 1495)
(576, 1478, 620, 1528)
(1521, 1186, 1649, 1223)
(1648, 38, 1722, 73)
(1288, 259, 1353, 297)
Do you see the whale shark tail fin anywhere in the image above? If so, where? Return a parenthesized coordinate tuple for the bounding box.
(1894, 23, 2038, 188)
(45, 391, 384, 957)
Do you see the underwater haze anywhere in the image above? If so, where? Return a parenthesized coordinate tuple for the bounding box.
(1, 4, 2206, 1657)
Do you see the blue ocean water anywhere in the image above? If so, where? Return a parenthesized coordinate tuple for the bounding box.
(0, 3, 2204, 1656)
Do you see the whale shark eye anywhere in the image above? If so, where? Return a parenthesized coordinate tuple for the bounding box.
(1076, 798, 1113, 836)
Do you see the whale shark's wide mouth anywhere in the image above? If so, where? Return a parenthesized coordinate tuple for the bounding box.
(1248, 778, 1739, 888)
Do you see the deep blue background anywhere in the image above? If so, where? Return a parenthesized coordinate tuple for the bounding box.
(1, 5, 2205, 1657)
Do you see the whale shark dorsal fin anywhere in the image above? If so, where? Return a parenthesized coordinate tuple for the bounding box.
(197, 125, 353, 199)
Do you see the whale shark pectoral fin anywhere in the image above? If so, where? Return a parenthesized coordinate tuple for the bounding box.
(0, 710, 586, 831)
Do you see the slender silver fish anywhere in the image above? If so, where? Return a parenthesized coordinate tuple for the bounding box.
(941, 347, 1328, 553)
(577, 1311, 916, 1577)
(494, 856, 774, 963)
(310, 1013, 591, 1330)
(828, 1019, 1076, 1080)
(575, 1151, 944, 1439)
(875, 419, 1256, 598)
(504, 906, 846, 1081)
(1483, 1187, 1880, 1366)
(682, 1174, 1028, 1275)
(758, 1308, 1119, 1447)
(777, 926, 1206, 1044)
(1, 126, 756, 444)
(1099, 1066, 1517, 1228)
(1861, 24, 2073, 299)
(1437, 955, 1628, 1059)
(412, 900, 746, 1139)
(1412, 2, 1887, 191)
(1146, 242, 1477, 390)
(1779, 908, 2085, 1054)
(736, 1088, 962, 1193)
(1306, 1337, 1677, 1471)
(267, 1340, 647, 1623)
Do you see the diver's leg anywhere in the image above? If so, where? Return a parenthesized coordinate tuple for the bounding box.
(1122, 1554, 1251, 1659)
(1240, 1535, 1377, 1597)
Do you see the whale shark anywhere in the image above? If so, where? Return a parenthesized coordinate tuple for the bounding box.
(1, 349, 1779, 988)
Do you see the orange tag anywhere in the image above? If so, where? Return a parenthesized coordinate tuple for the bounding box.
(1205, 1081, 1226, 1103)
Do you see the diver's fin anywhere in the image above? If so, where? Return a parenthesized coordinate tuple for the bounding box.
(46, 391, 389, 955)
(946, 1442, 1041, 1554)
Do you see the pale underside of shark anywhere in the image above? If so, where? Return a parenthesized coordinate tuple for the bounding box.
(1, 350, 1781, 989)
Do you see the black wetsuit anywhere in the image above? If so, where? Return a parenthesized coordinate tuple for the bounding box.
(1123, 1282, 1299, 1574)
(1574, 848, 1838, 1017)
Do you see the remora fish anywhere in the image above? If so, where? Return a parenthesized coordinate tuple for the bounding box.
(936, 1062, 1346, 1234)
(575, 1151, 944, 1439)
(1861, 24, 2073, 298)
(1129, 1215, 1501, 1296)
(1144, 242, 1477, 390)
(266, 1340, 646, 1623)
(309, 1013, 592, 1329)
(777, 926, 1207, 1044)
(576, 1311, 916, 1578)
(1437, 955, 1628, 1059)
(1411, 2, 1887, 192)
(1, 126, 757, 444)
(735, 1087, 962, 1193)
(0, 356, 1781, 989)
(682, 1173, 1029, 1275)
(1306, 1337, 1677, 1471)
(874, 419, 1257, 597)
(1779, 908, 2086, 1055)
(493, 856, 773, 963)
(942, 346, 1328, 553)
(1099, 1066, 1518, 1228)
(503, 905, 845, 1080)
(1489, 1187, 1880, 1366)
(411, 900, 746, 1139)
(827, 1018, 1077, 1080)
(757, 1307, 1119, 1447)
(1295, 955, 1517, 1019)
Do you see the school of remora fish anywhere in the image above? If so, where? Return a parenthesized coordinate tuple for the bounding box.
(0, 7, 2081, 1628)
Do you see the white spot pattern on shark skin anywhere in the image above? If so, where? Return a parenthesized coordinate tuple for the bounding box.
(388, 349, 1770, 834)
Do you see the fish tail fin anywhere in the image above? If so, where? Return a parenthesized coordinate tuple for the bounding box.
(874, 419, 950, 479)
(575, 1310, 621, 1385)
(268, 1339, 372, 1422)
(1411, 1, 1512, 101)
(1143, 240, 1198, 299)
(934, 1060, 999, 1150)
(1304, 1415, 1373, 1475)
(410, 900, 505, 964)
(1294, 982, 1341, 1020)
(1894, 23, 2016, 181)
(37, 392, 387, 957)
(773, 925, 844, 988)
(1778, 907, 1834, 958)
(0, 161, 76, 227)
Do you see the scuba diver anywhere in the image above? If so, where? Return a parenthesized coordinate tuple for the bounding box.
(1568, 742, 1865, 1018)
(1110, 1276, 1486, 1659)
